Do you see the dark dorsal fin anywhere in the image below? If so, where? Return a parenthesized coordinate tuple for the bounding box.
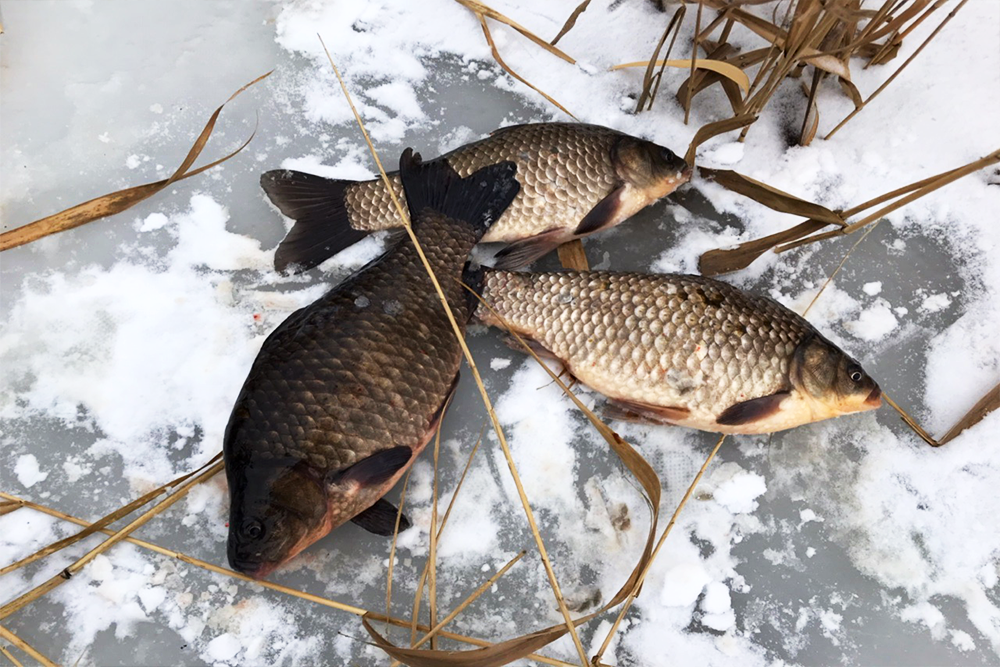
(260, 170, 369, 274)
(397, 148, 520, 236)
(351, 498, 411, 536)
(331, 446, 412, 488)
(716, 391, 790, 426)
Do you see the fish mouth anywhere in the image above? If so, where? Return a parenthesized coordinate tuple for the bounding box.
(229, 554, 278, 580)
(864, 385, 882, 408)
(680, 163, 693, 181)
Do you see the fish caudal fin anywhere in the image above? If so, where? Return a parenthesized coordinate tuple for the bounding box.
(398, 148, 520, 236)
(260, 170, 369, 274)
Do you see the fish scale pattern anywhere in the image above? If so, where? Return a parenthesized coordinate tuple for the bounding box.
(226, 212, 476, 476)
(344, 123, 621, 241)
(478, 270, 816, 418)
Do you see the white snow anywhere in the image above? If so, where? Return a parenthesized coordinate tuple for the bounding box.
(14, 454, 48, 488)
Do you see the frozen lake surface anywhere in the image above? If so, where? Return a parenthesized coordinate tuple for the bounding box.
(2, 1, 999, 665)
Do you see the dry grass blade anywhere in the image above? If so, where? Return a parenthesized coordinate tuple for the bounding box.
(698, 219, 827, 276)
(0, 641, 25, 667)
(0, 494, 575, 667)
(612, 57, 750, 93)
(699, 167, 845, 225)
(685, 0, 705, 124)
(475, 14, 577, 120)
(0, 626, 57, 667)
(883, 394, 938, 447)
(0, 458, 224, 620)
(683, 113, 756, 166)
(384, 468, 413, 634)
(0, 501, 23, 518)
(635, 5, 686, 113)
(938, 383, 1000, 445)
(593, 434, 726, 664)
(801, 221, 880, 317)
(454, 0, 575, 64)
(557, 239, 590, 271)
(1, 454, 221, 576)
(428, 426, 443, 650)
(550, 0, 591, 46)
(0, 71, 271, 252)
(317, 36, 590, 665)
(826, 0, 966, 139)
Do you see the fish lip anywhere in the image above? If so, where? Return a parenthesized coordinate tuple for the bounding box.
(229, 555, 277, 580)
(680, 163, 693, 181)
(865, 385, 882, 408)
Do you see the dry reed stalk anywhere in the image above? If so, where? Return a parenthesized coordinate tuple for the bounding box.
(0, 72, 270, 252)
(409, 427, 485, 645)
(800, 221, 881, 317)
(1, 454, 222, 577)
(826, 0, 967, 139)
(428, 426, 443, 650)
(0, 501, 23, 518)
(317, 36, 590, 665)
(592, 434, 727, 663)
(0, 626, 57, 667)
(883, 394, 938, 446)
(686, 0, 705, 124)
(0, 458, 224, 620)
(0, 642, 25, 667)
(390, 550, 527, 666)
(0, 494, 576, 667)
(636, 5, 686, 113)
(384, 467, 413, 634)
(550, 0, 591, 46)
(557, 239, 590, 271)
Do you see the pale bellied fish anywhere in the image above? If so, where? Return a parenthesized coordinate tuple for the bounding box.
(224, 151, 520, 578)
(476, 270, 881, 434)
(260, 122, 689, 273)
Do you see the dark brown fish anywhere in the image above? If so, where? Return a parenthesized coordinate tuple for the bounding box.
(224, 151, 520, 578)
(260, 122, 689, 273)
(477, 270, 881, 434)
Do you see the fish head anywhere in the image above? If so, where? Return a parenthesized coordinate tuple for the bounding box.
(790, 333, 882, 419)
(226, 459, 330, 579)
(612, 137, 691, 200)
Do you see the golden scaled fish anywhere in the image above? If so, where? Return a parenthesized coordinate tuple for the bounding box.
(260, 122, 689, 273)
(476, 271, 881, 435)
(224, 151, 520, 579)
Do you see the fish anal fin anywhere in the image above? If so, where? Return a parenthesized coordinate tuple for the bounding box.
(605, 398, 690, 425)
(260, 170, 370, 274)
(574, 184, 627, 236)
(331, 446, 412, 489)
(492, 229, 569, 269)
(351, 498, 411, 536)
(716, 391, 791, 426)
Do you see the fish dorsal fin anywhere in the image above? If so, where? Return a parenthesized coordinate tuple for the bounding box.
(397, 148, 520, 236)
(574, 184, 627, 236)
(351, 498, 411, 536)
(260, 170, 370, 274)
(604, 398, 690, 425)
(331, 446, 412, 489)
(716, 391, 791, 426)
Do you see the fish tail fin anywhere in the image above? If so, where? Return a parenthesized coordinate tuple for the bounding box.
(397, 148, 520, 236)
(260, 170, 370, 274)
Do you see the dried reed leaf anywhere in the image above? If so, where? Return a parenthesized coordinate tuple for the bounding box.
(0, 454, 221, 576)
(838, 76, 863, 108)
(612, 57, 750, 93)
(454, 0, 575, 64)
(384, 468, 413, 633)
(557, 239, 590, 271)
(699, 167, 845, 225)
(698, 219, 828, 276)
(0, 492, 576, 667)
(0, 626, 56, 667)
(0, 500, 24, 518)
(428, 426, 443, 649)
(0, 72, 271, 252)
(683, 113, 756, 166)
(636, 5, 686, 113)
(0, 642, 25, 667)
(318, 36, 590, 663)
(550, 0, 591, 46)
(938, 383, 1000, 446)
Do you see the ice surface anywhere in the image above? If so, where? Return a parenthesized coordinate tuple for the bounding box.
(2, 1, 999, 666)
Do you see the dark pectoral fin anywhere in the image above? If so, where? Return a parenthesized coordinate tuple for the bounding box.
(716, 392, 790, 426)
(492, 229, 568, 269)
(333, 446, 412, 488)
(574, 184, 627, 236)
(604, 398, 690, 425)
(351, 498, 411, 536)
(260, 170, 370, 274)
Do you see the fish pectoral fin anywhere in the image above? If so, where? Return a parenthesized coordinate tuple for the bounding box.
(491, 229, 568, 269)
(260, 170, 370, 274)
(573, 184, 627, 236)
(604, 398, 690, 425)
(501, 333, 563, 364)
(351, 498, 411, 536)
(330, 446, 412, 489)
(716, 391, 791, 426)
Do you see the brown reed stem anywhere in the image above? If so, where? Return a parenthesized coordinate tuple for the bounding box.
(0, 626, 57, 667)
(384, 467, 413, 635)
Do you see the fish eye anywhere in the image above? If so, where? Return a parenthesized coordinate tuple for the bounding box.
(241, 519, 264, 540)
(661, 147, 676, 162)
(847, 365, 864, 383)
